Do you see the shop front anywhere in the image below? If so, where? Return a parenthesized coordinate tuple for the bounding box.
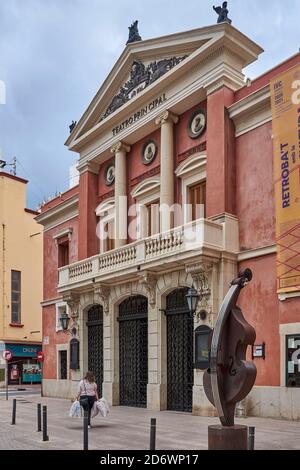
(4, 344, 42, 386)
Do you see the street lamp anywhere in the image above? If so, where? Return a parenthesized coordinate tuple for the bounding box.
(186, 286, 200, 318)
(60, 312, 71, 332)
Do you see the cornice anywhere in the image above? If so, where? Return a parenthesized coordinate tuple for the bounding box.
(228, 84, 271, 137)
(35, 194, 79, 231)
(238, 244, 276, 261)
(229, 84, 270, 118)
(78, 161, 100, 175)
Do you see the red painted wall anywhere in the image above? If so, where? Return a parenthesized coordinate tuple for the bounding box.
(127, 130, 161, 243)
(238, 255, 280, 386)
(78, 171, 99, 260)
(206, 87, 236, 217)
(43, 218, 78, 301)
(236, 122, 275, 251)
(128, 129, 161, 182)
(175, 101, 207, 208)
(42, 305, 70, 380)
(175, 101, 207, 163)
(43, 217, 78, 381)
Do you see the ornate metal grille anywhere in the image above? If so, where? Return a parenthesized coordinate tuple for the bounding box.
(86, 306, 103, 396)
(118, 296, 148, 408)
(166, 288, 194, 413)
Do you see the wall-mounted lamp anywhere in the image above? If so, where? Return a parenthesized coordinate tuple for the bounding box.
(186, 286, 200, 319)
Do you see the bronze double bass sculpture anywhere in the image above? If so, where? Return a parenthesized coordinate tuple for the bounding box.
(203, 269, 257, 449)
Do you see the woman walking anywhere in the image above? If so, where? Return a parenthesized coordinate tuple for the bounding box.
(77, 372, 99, 428)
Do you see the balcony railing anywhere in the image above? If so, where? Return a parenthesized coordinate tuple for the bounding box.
(58, 217, 238, 290)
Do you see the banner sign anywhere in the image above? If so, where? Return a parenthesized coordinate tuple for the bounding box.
(4, 344, 42, 358)
(270, 64, 300, 293)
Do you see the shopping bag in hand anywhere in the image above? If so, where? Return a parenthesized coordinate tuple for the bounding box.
(69, 400, 82, 418)
(96, 398, 110, 417)
(91, 401, 99, 418)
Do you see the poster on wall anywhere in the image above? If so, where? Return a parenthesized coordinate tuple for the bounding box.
(270, 64, 300, 294)
(22, 363, 42, 384)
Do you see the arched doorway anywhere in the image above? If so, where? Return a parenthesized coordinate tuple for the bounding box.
(118, 296, 148, 408)
(86, 305, 103, 396)
(166, 288, 194, 412)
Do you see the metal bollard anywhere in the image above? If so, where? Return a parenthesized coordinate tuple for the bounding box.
(83, 409, 89, 451)
(37, 404, 42, 432)
(42, 406, 49, 442)
(248, 426, 255, 450)
(150, 418, 156, 451)
(11, 399, 17, 425)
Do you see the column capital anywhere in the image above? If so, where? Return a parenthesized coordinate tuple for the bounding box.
(110, 141, 131, 155)
(155, 110, 179, 127)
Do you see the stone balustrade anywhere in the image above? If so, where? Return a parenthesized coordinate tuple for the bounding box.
(58, 216, 238, 291)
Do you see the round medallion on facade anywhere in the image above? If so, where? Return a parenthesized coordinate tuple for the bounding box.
(142, 140, 157, 165)
(105, 164, 115, 186)
(188, 109, 206, 139)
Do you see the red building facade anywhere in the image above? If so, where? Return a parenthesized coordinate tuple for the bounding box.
(36, 23, 300, 419)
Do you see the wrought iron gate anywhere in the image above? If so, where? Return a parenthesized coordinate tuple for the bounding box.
(166, 288, 194, 412)
(86, 306, 103, 396)
(118, 296, 148, 408)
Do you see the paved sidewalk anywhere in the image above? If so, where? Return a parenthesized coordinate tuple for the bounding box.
(0, 385, 41, 397)
(0, 394, 300, 450)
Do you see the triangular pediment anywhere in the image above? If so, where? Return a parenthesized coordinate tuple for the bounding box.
(66, 23, 263, 151)
(99, 55, 188, 123)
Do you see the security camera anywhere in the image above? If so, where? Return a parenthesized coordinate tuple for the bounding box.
(0, 159, 6, 169)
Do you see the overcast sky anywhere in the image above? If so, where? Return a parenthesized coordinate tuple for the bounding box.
(0, 0, 299, 208)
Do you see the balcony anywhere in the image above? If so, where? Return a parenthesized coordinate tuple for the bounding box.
(58, 216, 239, 292)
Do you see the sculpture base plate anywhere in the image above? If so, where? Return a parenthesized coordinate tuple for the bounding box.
(208, 425, 248, 450)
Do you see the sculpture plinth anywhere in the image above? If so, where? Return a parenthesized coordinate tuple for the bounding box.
(208, 425, 248, 450)
(203, 269, 256, 450)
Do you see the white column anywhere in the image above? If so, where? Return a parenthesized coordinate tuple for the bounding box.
(155, 111, 178, 233)
(111, 142, 131, 248)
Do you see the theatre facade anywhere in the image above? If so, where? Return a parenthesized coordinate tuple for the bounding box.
(36, 22, 300, 419)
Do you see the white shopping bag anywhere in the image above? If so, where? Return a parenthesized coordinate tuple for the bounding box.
(69, 400, 82, 418)
(91, 400, 99, 418)
(96, 398, 110, 417)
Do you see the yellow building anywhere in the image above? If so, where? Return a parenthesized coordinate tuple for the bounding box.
(0, 172, 43, 387)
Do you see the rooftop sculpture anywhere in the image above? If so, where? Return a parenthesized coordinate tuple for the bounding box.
(213, 2, 232, 24)
(126, 20, 142, 45)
